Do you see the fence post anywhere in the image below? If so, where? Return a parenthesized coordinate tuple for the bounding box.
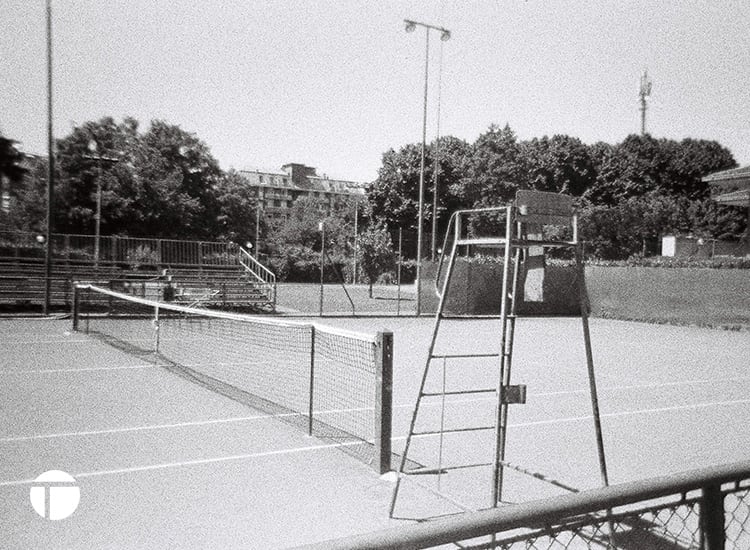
(308, 326, 315, 436)
(375, 331, 393, 475)
(701, 484, 725, 550)
(71, 284, 79, 332)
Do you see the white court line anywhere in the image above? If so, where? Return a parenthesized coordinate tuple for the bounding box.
(0, 404, 370, 442)
(533, 375, 750, 398)
(391, 397, 750, 440)
(2, 339, 91, 345)
(5, 376, 749, 442)
(0, 414, 293, 442)
(0, 360, 275, 376)
(3, 397, 748, 486)
(516, 396, 750, 428)
(2, 399, 748, 486)
(0, 439, 371, 487)
(392, 375, 750, 409)
(0, 364, 159, 375)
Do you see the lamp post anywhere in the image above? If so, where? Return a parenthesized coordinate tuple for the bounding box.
(83, 139, 119, 266)
(318, 221, 325, 316)
(255, 199, 261, 255)
(404, 19, 451, 316)
(352, 201, 358, 284)
(43, 0, 54, 315)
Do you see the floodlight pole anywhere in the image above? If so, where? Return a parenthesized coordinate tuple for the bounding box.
(84, 141, 119, 267)
(404, 19, 451, 316)
(44, 0, 54, 315)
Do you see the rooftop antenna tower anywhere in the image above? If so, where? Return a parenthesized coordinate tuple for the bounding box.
(639, 69, 653, 135)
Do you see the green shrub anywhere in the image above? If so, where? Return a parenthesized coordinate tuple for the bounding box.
(588, 255, 750, 269)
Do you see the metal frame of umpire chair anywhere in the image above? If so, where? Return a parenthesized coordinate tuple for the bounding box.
(389, 190, 611, 523)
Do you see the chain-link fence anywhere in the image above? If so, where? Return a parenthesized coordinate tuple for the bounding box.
(295, 460, 750, 550)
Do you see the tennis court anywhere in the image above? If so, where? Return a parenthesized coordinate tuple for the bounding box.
(1, 301, 748, 548)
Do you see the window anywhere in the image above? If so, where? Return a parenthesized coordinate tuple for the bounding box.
(259, 175, 265, 183)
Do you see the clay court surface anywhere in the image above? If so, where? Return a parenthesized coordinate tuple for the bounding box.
(1, 314, 748, 548)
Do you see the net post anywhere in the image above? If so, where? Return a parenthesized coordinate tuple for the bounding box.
(71, 283, 79, 332)
(375, 331, 393, 475)
(308, 325, 315, 436)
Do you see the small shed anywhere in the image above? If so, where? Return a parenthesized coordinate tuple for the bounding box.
(702, 165, 750, 255)
(703, 165, 750, 208)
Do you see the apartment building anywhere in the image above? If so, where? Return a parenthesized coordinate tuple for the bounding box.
(238, 163, 366, 218)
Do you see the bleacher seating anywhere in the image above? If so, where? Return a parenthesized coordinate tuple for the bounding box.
(0, 235, 276, 311)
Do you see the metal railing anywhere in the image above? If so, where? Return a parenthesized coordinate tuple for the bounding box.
(0, 230, 242, 267)
(239, 246, 277, 307)
(1, 232, 279, 310)
(295, 460, 750, 550)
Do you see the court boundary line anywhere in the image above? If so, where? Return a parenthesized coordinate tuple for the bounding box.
(5, 394, 750, 444)
(390, 396, 750, 439)
(3, 397, 748, 487)
(392, 375, 750, 409)
(0, 403, 378, 443)
(0, 364, 160, 375)
(0, 439, 375, 487)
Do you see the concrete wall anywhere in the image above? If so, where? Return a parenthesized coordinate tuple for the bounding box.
(419, 261, 749, 327)
(419, 260, 580, 316)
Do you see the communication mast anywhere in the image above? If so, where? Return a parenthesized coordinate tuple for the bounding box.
(639, 69, 653, 135)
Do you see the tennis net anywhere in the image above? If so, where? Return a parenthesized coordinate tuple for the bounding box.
(72, 283, 393, 473)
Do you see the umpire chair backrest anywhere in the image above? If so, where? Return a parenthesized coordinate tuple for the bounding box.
(515, 190, 574, 228)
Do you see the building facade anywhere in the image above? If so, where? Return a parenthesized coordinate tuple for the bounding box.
(238, 163, 366, 219)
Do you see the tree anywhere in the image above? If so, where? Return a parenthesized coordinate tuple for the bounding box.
(663, 138, 736, 199)
(461, 124, 525, 207)
(137, 120, 223, 238)
(584, 134, 671, 204)
(54, 117, 140, 235)
(584, 135, 736, 205)
(520, 135, 595, 196)
(368, 143, 425, 233)
(52, 117, 224, 239)
(579, 193, 693, 259)
(0, 136, 28, 186)
(356, 222, 396, 297)
(2, 156, 47, 232)
(368, 136, 471, 253)
(265, 196, 356, 281)
(212, 169, 261, 244)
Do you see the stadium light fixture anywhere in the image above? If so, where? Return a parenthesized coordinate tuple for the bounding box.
(403, 18, 451, 316)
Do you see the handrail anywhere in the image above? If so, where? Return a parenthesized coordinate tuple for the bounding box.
(238, 246, 277, 308)
(294, 459, 750, 550)
(238, 247, 276, 286)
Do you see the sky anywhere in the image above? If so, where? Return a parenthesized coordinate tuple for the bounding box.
(2, 1, 749, 183)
